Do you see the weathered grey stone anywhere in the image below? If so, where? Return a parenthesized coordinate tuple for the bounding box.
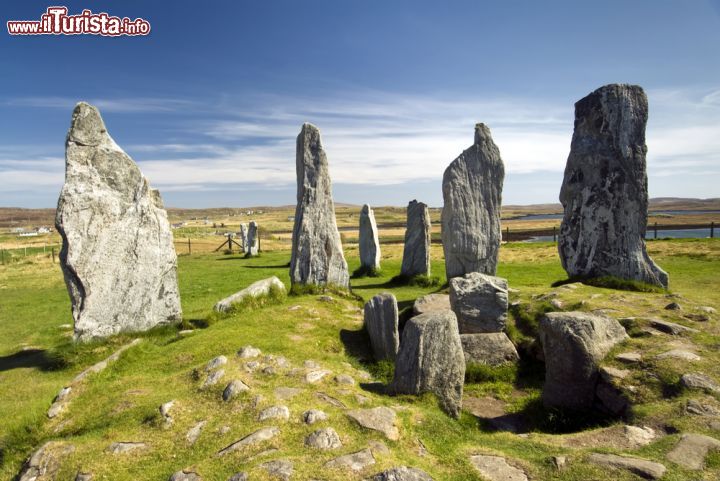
(305, 427, 342, 450)
(412, 294, 450, 316)
(214, 276, 285, 312)
(363, 293, 400, 361)
(647, 318, 698, 335)
(75, 473, 92, 481)
(461, 333, 519, 366)
(238, 223, 248, 249)
(237, 345, 261, 358)
(558, 84, 668, 288)
(469, 455, 528, 481)
(243, 221, 257, 256)
(223, 380, 250, 401)
(202, 369, 224, 388)
(666, 433, 720, 470)
(205, 356, 227, 371)
(587, 453, 666, 479)
(16, 442, 75, 481)
(260, 460, 293, 481)
(665, 302, 681, 310)
(616, 352, 642, 363)
(324, 448, 375, 471)
(346, 407, 399, 440)
(217, 427, 280, 456)
(335, 374, 355, 385)
(686, 399, 720, 416)
(108, 442, 147, 454)
(681, 373, 720, 393)
(227, 473, 248, 481)
(656, 349, 700, 361)
(302, 409, 328, 424)
(539, 312, 628, 409)
(258, 405, 290, 421)
(56, 102, 181, 341)
(442, 123, 504, 280)
(305, 370, 332, 383)
(400, 200, 431, 277)
(359, 204, 381, 270)
(290, 123, 349, 288)
(449, 272, 508, 333)
(391, 310, 465, 418)
(169, 470, 201, 481)
(186, 420, 206, 445)
(372, 466, 434, 481)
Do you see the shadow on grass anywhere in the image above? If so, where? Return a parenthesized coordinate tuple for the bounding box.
(0, 349, 65, 372)
(551, 275, 666, 293)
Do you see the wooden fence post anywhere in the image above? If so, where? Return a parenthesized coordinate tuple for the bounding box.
(187, 238, 192, 254)
(506, 226, 510, 242)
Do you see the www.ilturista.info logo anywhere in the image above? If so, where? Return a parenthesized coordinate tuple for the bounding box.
(7, 6, 151, 36)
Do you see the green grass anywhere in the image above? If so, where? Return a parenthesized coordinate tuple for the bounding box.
(0, 239, 719, 480)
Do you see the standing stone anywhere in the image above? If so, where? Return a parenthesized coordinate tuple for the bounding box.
(539, 311, 628, 410)
(558, 84, 668, 288)
(442, 123, 504, 280)
(56, 102, 181, 341)
(359, 204, 381, 270)
(401, 200, 431, 277)
(245, 221, 259, 256)
(238, 223, 248, 250)
(449, 272, 508, 333)
(391, 310, 465, 417)
(290, 123, 349, 288)
(363, 293, 400, 361)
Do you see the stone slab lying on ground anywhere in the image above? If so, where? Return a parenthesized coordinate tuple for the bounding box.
(461, 333, 519, 366)
(587, 453, 666, 479)
(449, 272, 508, 333)
(346, 407, 399, 440)
(214, 276, 285, 312)
(469, 455, 528, 481)
(666, 433, 720, 470)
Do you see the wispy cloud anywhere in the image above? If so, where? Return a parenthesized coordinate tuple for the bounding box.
(5, 96, 195, 113)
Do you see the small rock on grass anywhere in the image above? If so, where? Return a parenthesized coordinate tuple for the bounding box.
(681, 373, 720, 393)
(258, 405, 290, 421)
(237, 346, 261, 359)
(335, 374, 355, 385)
(324, 448, 375, 471)
(372, 466, 434, 480)
(302, 409, 328, 424)
(186, 420, 207, 445)
(169, 471, 201, 481)
(227, 473, 247, 481)
(686, 399, 720, 416)
(305, 370, 332, 383)
(346, 407, 399, 440)
(469, 455, 528, 481)
(656, 349, 701, 361)
(217, 427, 280, 456)
(205, 355, 227, 371)
(305, 427, 342, 450)
(616, 352, 642, 363)
(202, 369, 224, 388)
(587, 453, 666, 480)
(666, 433, 720, 470)
(260, 460, 293, 481)
(223, 380, 250, 401)
(108, 442, 146, 454)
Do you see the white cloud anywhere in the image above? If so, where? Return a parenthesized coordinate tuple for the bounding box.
(5, 96, 194, 113)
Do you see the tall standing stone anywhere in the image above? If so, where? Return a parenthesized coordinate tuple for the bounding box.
(442, 124, 504, 280)
(239, 223, 248, 250)
(56, 102, 182, 341)
(359, 204, 381, 270)
(246, 221, 259, 256)
(400, 200, 431, 277)
(559, 84, 668, 288)
(363, 293, 399, 361)
(290, 123, 349, 288)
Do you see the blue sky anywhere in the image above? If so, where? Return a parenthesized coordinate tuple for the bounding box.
(2, 0, 719, 208)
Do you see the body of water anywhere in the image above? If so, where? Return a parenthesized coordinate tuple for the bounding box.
(512, 209, 720, 221)
(525, 227, 715, 242)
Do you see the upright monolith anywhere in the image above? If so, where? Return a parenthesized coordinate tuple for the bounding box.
(246, 221, 259, 256)
(400, 200, 431, 277)
(442, 123, 504, 280)
(559, 84, 668, 288)
(290, 123, 349, 288)
(359, 204, 381, 271)
(56, 102, 182, 341)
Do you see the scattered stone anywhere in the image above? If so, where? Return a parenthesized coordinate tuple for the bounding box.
(205, 355, 227, 371)
(681, 373, 720, 393)
(305, 427, 342, 450)
(245, 361, 260, 372)
(665, 302, 681, 310)
(656, 349, 701, 361)
(217, 427, 280, 456)
(186, 420, 207, 445)
(647, 318, 698, 335)
(448, 273, 508, 333)
(318, 295, 335, 302)
(666, 433, 720, 470)
(697, 306, 716, 314)
(258, 405, 290, 421)
(262, 366, 276, 375)
(56, 102, 181, 341)
(469, 455, 528, 481)
(371, 466, 434, 481)
(346, 407, 399, 440)
(108, 442, 147, 454)
(202, 369, 225, 388)
(305, 370, 332, 383)
(335, 374, 355, 385)
(624, 425, 656, 447)
(303, 409, 328, 424)
(442, 123, 504, 280)
(551, 456, 568, 470)
(160, 400, 175, 425)
(686, 399, 720, 416)
(169, 470, 201, 481)
(391, 310, 466, 417)
(238, 346, 262, 359)
(290, 123, 349, 288)
(304, 360, 320, 369)
(260, 460, 293, 481)
(558, 84, 668, 288)
(587, 453, 665, 479)
(364, 293, 400, 361)
(223, 380, 250, 401)
(214, 277, 285, 312)
(359, 204, 381, 270)
(16, 442, 76, 481)
(684, 313, 710, 322)
(400, 200, 431, 277)
(274, 387, 302, 400)
(550, 299, 564, 310)
(227, 473, 248, 481)
(368, 440, 390, 456)
(75, 473, 92, 481)
(616, 352, 642, 364)
(317, 392, 346, 408)
(245, 221, 259, 256)
(461, 333, 519, 366)
(47, 387, 72, 418)
(599, 366, 631, 382)
(539, 311, 628, 409)
(324, 448, 375, 471)
(412, 294, 451, 316)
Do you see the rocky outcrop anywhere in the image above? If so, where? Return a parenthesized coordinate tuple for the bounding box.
(246, 221, 259, 256)
(391, 310, 465, 417)
(359, 204, 381, 270)
(558, 84, 668, 288)
(400, 200, 431, 277)
(213, 276, 285, 312)
(461, 333, 519, 366)
(55, 102, 181, 341)
(442, 124, 504, 280)
(290, 123, 349, 288)
(363, 293, 400, 361)
(449, 272, 508, 333)
(539, 311, 628, 410)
